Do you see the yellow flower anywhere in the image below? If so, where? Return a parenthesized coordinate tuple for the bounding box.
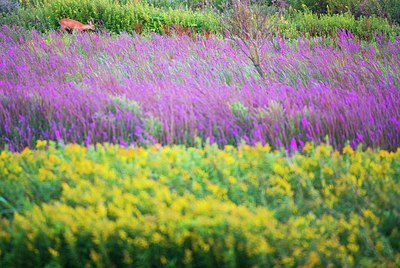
(36, 140, 47, 148)
(133, 237, 149, 249)
(38, 168, 57, 181)
(378, 150, 390, 158)
(119, 230, 127, 240)
(363, 209, 379, 225)
(343, 145, 354, 155)
(228, 176, 236, 184)
(20, 147, 31, 157)
(376, 241, 384, 252)
(303, 142, 313, 153)
(281, 256, 295, 266)
(183, 249, 193, 264)
(272, 163, 286, 176)
(307, 251, 321, 266)
(192, 181, 202, 191)
(90, 250, 100, 262)
(240, 182, 248, 192)
(322, 166, 334, 176)
(160, 256, 167, 264)
(0, 151, 8, 160)
(347, 243, 359, 253)
(123, 251, 133, 265)
(200, 242, 210, 252)
(48, 154, 62, 165)
(48, 248, 59, 257)
(152, 232, 163, 244)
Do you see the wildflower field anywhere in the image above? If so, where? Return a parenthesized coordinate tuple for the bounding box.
(1, 142, 400, 266)
(1, 27, 399, 151)
(1, 0, 400, 267)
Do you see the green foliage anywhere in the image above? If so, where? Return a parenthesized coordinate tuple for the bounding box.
(0, 143, 400, 266)
(278, 9, 399, 40)
(289, 0, 330, 13)
(145, 0, 273, 12)
(0, 0, 398, 40)
(108, 96, 164, 140)
(288, 0, 400, 23)
(229, 101, 250, 120)
(9, 0, 220, 34)
(229, 101, 254, 133)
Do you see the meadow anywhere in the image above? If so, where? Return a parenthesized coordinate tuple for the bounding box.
(0, 0, 400, 267)
(1, 142, 399, 266)
(1, 26, 399, 151)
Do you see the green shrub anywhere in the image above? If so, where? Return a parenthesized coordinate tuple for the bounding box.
(288, 0, 400, 23)
(279, 9, 399, 40)
(0, 143, 399, 266)
(8, 0, 221, 34)
(326, 0, 400, 23)
(144, 0, 274, 12)
(289, 0, 329, 13)
(1, 0, 398, 40)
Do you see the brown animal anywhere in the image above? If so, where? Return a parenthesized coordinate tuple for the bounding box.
(59, 18, 95, 32)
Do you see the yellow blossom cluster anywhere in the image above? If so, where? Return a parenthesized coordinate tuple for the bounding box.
(0, 142, 399, 267)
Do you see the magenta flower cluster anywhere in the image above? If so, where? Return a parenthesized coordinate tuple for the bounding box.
(0, 26, 399, 151)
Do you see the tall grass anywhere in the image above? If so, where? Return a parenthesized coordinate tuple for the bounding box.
(0, 26, 399, 151)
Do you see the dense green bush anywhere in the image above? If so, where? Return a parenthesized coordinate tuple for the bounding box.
(288, 0, 400, 23)
(145, 0, 274, 11)
(16, 0, 400, 24)
(279, 9, 399, 40)
(0, 143, 400, 267)
(4, 0, 220, 34)
(1, 0, 398, 40)
(144, 0, 400, 23)
(289, 0, 329, 13)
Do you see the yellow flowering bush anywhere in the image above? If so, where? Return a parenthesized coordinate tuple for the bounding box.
(0, 142, 399, 267)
